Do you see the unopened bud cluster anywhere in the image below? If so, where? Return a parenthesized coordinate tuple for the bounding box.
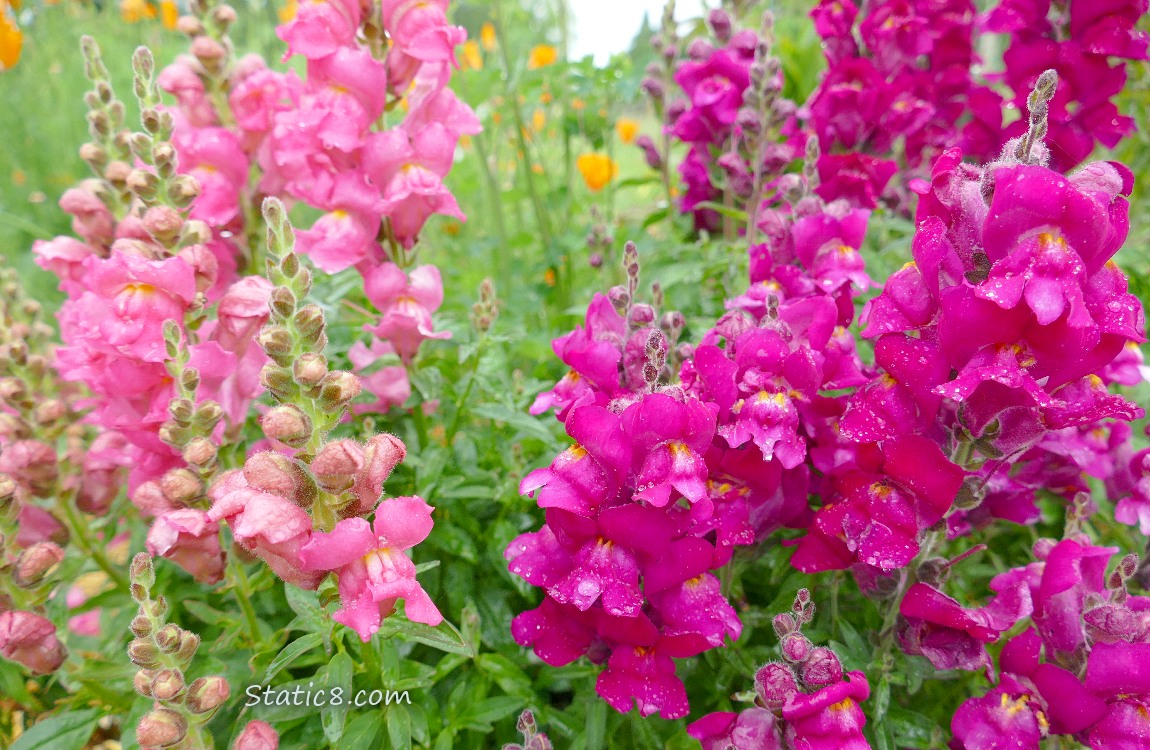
(606, 242, 688, 383)
(470, 278, 499, 333)
(257, 199, 363, 458)
(128, 553, 229, 749)
(502, 709, 553, 750)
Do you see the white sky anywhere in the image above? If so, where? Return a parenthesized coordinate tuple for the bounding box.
(570, 0, 710, 64)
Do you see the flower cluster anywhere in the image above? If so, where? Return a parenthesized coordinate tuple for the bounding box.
(688, 590, 872, 750)
(511, 246, 742, 719)
(805, 0, 987, 209)
(980, 0, 1150, 172)
(953, 537, 1150, 748)
(198, 199, 441, 642)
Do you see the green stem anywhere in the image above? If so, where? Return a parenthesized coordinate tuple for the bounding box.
(228, 555, 262, 644)
(445, 335, 487, 445)
(471, 132, 510, 253)
(58, 496, 130, 593)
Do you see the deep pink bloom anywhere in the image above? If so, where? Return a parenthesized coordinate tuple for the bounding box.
(687, 708, 784, 750)
(299, 496, 442, 640)
(781, 670, 871, 749)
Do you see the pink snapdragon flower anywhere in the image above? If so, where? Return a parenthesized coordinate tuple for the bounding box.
(208, 470, 322, 589)
(380, 0, 467, 63)
(299, 496, 442, 641)
(0, 611, 66, 674)
(147, 508, 226, 585)
(276, 0, 361, 60)
(362, 263, 452, 364)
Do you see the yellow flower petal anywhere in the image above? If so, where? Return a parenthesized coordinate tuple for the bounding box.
(0, 10, 22, 70)
(576, 153, 618, 192)
(528, 44, 558, 70)
(615, 118, 640, 145)
(480, 22, 496, 51)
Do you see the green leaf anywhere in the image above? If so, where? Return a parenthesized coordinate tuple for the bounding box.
(477, 654, 533, 698)
(183, 599, 231, 626)
(382, 616, 475, 657)
(341, 712, 383, 748)
(455, 696, 524, 730)
(585, 698, 607, 750)
(262, 632, 324, 684)
(432, 728, 456, 750)
(11, 709, 100, 750)
(693, 201, 749, 222)
(322, 651, 353, 745)
(386, 705, 413, 750)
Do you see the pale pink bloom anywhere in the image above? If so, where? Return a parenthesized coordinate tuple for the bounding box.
(215, 276, 275, 353)
(294, 171, 383, 272)
(299, 496, 442, 641)
(348, 340, 412, 413)
(0, 611, 66, 674)
(158, 56, 218, 127)
(171, 122, 250, 228)
(277, 0, 361, 60)
(59, 187, 115, 246)
(147, 508, 226, 585)
(404, 77, 482, 141)
(208, 470, 323, 589)
(32, 236, 97, 294)
(361, 263, 451, 363)
(302, 47, 389, 152)
(364, 124, 463, 247)
(76, 430, 131, 515)
(380, 0, 467, 63)
(229, 65, 302, 137)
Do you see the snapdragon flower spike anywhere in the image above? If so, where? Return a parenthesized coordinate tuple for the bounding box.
(689, 590, 871, 749)
(956, 538, 1150, 747)
(981, 0, 1149, 172)
(790, 434, 965, 573)
(299, 496, 442, 641)
(805, 0, 988, 208)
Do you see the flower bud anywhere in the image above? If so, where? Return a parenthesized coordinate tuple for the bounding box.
(143, 206, 183, 243)
(137, 708, 188, 748)
(14, 542, 64, 587)
(135, 668, 155, 696)
(627, 303, 656, 329)
(261, 405, 312, 448)
(126, 169, 160, 199)
(243, 452, 316, 508)
(212, 4, 237, 28)
(800, 647, 843, 687)
(351, 433, 406, 511)
(635, 135, 663, 171)
(607, 285, 630, 314)
(707, 8, 732, 42)
(754, 661, 798, 709)
(258, 325, 294, 362)
(319, 371, 362, 410)
(130, 615, 153, 638)
(232, 720, 280, 750)
(293, 353, 328, 386)
(269, 286, 296, 319)
(155, 624, 182, 653)
(33, 399, 66, 426)
(128, 637, 161, 668)
(687, 38, 713, 60)
(665, 98, 687, 125)
(183, 437, 218, 467)
(310, 440, 364, 493)
(260, 363, 295, 395)
(640, 77, 664, 100)
(293, 305, 325, 339)
(150, 668, 186, 700)
(772, 612, 797, 638)
(160, 468, 204, 506)
(517, 709, 537, 734)
(191, 36, 227, 74)
(176, 630, 200, 662)
(130, 552, 156, 589)
(80, 142, 108, 170)
(781, 633, 811, 663)
(170, 175, 201, 207)
(186, 675, 230, 713)
(176, 15, 204, 36)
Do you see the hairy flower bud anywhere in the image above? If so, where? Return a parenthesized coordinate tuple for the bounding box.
(143, 206, 183, 243)
(160, 468, 204, 506)
(154, 624, 182, 653)
(232, 720, 280, 750)
(137, 708, 188, 748)
(351, 434, 406, 511)
(176, 630, 201, 662)
(261, 405, 312, 448)
(14, 542, 64, 587)
(134, 668, 155, 696)
(801, 647, 844, 687)
(130, 552, 156, 589)
(183, 437, 218, 467)
(150, 668, 186, 700)
(186, 675, 230, 713)
(128, 637, 161, 668)
(293, 353, 327, 386)
(242, 452, 316, 508)
(781, 633, 811, 663)
(310, 440, 364, 493)
(318, 371, 362, 410)
(754, 662, 798, 709)
(130, 615, 153, 638)
(707, 8, 732, 42)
